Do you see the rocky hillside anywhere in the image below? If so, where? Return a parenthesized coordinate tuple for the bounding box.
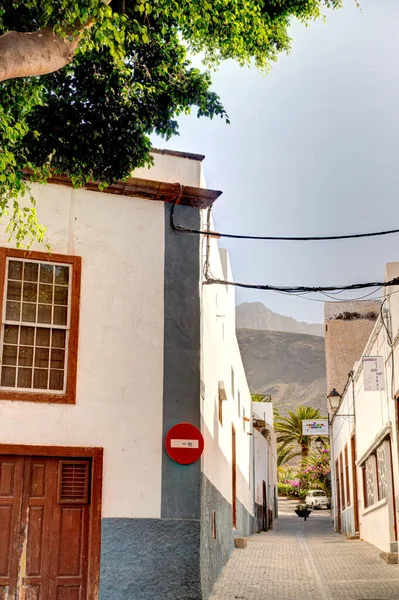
(236, 302, 324, 337)
(237, 328, 327, 415)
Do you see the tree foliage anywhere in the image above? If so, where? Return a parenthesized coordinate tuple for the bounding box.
(0, 0, 342, 245)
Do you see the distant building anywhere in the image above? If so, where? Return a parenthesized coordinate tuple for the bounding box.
(252, 401, 278, 532)
(0, 149, 277, 600)
(326, 271, 399, 562)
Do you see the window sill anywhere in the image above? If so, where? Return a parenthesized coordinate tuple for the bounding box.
(362, 497, 387, 516)
(0, 389, 75, 404)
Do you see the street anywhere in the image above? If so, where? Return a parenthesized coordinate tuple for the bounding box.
(210, 500, 399, 600)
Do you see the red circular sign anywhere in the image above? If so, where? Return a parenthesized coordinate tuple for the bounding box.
(165, 422, 204, 465)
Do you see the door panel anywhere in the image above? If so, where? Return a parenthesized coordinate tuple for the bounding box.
(0, 457, 23, 600)
(0, 456, 92, 600)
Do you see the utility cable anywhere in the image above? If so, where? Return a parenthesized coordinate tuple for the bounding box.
(203, 276, 399, 294)
(170, 201, 399, 242)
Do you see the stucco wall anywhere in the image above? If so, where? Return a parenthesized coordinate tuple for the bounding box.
(200, 220, 253, 517)
(325, 301, 380, 397)
(0, 183, 165, 519)
(329, 272, 399, 553)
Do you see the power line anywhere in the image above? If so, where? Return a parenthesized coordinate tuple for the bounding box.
(170, 202, 399, 242)
(204, 276, 399, 294)
(170, 200, 399, 295)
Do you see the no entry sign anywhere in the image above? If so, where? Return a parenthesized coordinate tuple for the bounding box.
(165, 422, 204, 464)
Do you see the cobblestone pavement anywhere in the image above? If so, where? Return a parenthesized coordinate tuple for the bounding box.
(210, 499, 399, 600)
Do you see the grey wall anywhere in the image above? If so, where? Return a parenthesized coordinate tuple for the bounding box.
(100, 519, 201, 600)
(200, 473, 254, 599)
(162, 203, 202, 520)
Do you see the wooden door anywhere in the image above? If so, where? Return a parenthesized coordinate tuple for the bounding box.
(232, 427, 237, 528)
(262, 481, 267, 531)
(335, 459, 341, 533)
(351, 436, 359, 532)
(0, 456, 92, 600)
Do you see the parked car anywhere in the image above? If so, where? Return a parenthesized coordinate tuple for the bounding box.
(305, 489, 330, 509)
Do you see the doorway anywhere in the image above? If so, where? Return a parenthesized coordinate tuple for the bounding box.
(335, 459, 341, 533)
(262, 481, 267, 531)
(232, 427, 237, 528)
(0, 446, 102, 600)
(350, 435, 359, 532)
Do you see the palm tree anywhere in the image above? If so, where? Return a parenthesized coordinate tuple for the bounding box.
(277, 443, 300, 467)
(274, 406, 323, 466)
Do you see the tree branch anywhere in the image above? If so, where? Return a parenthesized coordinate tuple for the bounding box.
(0, 27, 80, 83)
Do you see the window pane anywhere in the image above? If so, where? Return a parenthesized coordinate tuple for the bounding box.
(36, 328, 50, 347)
(53, 306, 67, 326)
(35, 347, 49, 369)
(38, 284, 53, 305)
(24, 263, 39, 282)
(54, 286, 68, 306)
(4, 325, 19, 345)
(33, 369, 48, 389)
(3, 345, 17, 366)
(50, 348, 65, 370)
(38, 304, 52, 324)
(22, 303, 37, 323)
(52, 330, 66, 349)
(18, 346, 34, 367)
(55, 266, 69, 285)
(6, 301, 21, 321)
(50, 370, 64, 391)
(17, 368, 32, 388)
(39, 264, 53, 284)
(8, 261, 22, 281)
(20, 326, 34, 346)
(7, 281, 21, 302)
(1, 366, 16, 386)
(23, 282, 38, 303)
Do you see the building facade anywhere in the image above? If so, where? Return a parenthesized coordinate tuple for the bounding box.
(0, 150, 275, 600)
(326, 269, 399, 562)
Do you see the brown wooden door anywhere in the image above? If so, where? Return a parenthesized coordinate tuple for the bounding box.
(0, 456, 91, 600)
(232, 427, 237, 528)
(262, 481, 267, 531)
(351, 436, 359, 532)
(335, 459, 341, 533)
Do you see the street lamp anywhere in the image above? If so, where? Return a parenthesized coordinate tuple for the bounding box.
(327, 388, 341, 413)
(315, 436, 324, 451)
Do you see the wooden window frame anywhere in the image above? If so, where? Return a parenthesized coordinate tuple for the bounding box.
(0, 443, 102, 600)
(344, 444, 351, 507)
(0, 247, 81, 405)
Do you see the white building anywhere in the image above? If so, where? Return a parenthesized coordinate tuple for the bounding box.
(252, 401, 278, 532)
(326, 267, 399, 563)
(0, 149, 276, 600)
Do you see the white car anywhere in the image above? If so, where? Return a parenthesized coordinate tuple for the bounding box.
(305, 490, 330, 510)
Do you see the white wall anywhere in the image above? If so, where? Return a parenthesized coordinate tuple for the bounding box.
(200, 216, 253, 516)
(330, 267, 399, 551)
(0, 182, 166, 520)
(133, 151, 203, 187)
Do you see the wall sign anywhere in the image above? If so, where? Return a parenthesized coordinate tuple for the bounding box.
(363, 356, 385, 391)
(165, 422, 204, 464)
(302, 419, 329, 435)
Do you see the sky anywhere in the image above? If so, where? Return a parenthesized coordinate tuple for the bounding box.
(153, 0, 399, 325)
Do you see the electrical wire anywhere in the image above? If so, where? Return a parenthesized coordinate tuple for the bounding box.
(170, 201, 399, 242)
(203, 276, 399, 294)
(171, 199, 399, 295)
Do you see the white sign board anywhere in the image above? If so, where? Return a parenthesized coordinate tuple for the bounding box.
(302, 419, 329, 435)
(363, 356, 385, 391)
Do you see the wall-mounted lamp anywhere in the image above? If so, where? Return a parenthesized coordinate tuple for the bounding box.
(315, 436, 324, 451)
(327, 388, 341, 413)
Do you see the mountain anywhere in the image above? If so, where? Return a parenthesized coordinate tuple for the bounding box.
(236, 302, 324, 337)
(236, 328, 327, 415)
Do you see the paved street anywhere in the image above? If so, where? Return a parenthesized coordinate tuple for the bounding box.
(210, 500, 399, 600)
